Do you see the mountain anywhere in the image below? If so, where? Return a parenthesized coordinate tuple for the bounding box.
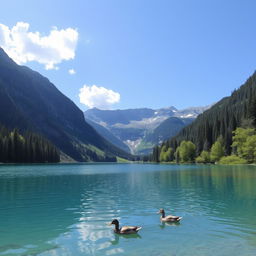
(136, 117, 194, 154)
(84, 108, 158, 125)
(84, 106, 209, 154)
(156, 71, 256, 157)
(85, 118, 130, 152)
(0, 48, 132, 162)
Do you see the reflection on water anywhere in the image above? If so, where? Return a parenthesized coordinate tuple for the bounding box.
(159, 221, 181, 229)
(0, 164, 256, 255)
(110, 233, 142, 246)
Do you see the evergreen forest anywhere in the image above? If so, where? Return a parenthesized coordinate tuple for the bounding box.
(0, 125, 60, 163)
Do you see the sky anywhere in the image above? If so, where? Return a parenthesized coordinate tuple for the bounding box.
(1, 0, 256, 111)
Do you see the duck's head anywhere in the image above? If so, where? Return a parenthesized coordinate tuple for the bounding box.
(110, 219, 119, 226)
(157, 208, 165, 214)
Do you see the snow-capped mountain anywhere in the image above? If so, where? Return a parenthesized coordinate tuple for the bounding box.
(84, 105, 210, 154)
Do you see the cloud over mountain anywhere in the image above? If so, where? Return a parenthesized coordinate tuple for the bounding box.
(0, 22, 78, 70)
(79, 85, 120, 109)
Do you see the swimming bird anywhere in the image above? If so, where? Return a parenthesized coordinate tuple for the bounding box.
(157, 209, 182, 222)
(109, 219, 142, 234)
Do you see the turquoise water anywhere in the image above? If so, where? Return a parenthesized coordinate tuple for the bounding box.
(0, 163, 256, 256)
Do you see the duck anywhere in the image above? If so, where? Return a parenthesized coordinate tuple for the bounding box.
(109, 219, 142, 234)
(157, 208, 182, 222)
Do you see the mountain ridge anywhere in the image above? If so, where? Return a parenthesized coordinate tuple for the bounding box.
(84, 105, 209, 154)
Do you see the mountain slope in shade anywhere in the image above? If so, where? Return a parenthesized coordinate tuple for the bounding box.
(85, 118, 130, 153)
(0, 48, 132, 161)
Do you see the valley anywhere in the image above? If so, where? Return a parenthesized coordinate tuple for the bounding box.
(84, 106, 209, 154)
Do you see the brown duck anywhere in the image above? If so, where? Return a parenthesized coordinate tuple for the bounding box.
(109, 219, 142, 234)
(157, 209, 182, 222)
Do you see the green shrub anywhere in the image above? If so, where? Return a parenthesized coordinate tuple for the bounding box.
(196, 150, 211, 163)
(219, 155, 247, 165)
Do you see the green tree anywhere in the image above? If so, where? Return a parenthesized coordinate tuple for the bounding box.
(242, 135, 256, 163)
(152, 146, 160, 162)
(248, 94, 256, 126)
(160, 146, 174, 162)
(160, 145, 167, 162)
(166, 147, 174, 161)
(232, 127, 255, 158)
(175, 148, 180, 163)
(177, 141, 196, 163)
(210, 137, 225, 162)
(196, 150, 211, 163)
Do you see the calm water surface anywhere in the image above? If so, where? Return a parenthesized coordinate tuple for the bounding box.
(0, 163, 256, 256)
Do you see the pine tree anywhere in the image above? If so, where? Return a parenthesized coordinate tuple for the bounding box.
(0, 124, 60, 163)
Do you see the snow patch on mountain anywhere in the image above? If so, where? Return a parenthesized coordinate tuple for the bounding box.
(84, 105, 210, 154)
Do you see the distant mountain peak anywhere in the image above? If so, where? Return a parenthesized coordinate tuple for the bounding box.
(84, 104, 209, 154)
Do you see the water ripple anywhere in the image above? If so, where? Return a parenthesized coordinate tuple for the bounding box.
(0, 164, 256, 256)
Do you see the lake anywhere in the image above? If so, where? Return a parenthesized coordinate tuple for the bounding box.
(0, 163, 256, 256)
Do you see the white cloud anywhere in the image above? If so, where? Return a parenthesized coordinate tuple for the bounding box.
(79, 85, 120, 109)
(68, 68, 76, 75)
(0, 22, 78, 70)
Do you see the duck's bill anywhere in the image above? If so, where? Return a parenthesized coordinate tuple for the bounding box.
(107, 222, 112, 226)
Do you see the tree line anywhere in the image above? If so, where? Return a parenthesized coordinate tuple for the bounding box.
(146, 127, 256, 165)
(0, 125, 60, 163)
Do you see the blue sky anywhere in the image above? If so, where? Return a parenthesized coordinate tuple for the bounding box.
(1, 0, 256, 110)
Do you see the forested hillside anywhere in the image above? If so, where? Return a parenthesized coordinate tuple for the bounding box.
(151, 72, 256, 162)
(0, 47, 132, 162)
(0, 125, 59, 163)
